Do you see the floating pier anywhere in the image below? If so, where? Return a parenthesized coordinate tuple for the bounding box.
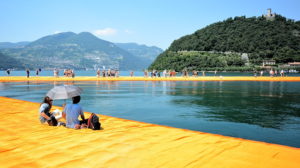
(0, 96, 299, 168)
(1, 76, 300, 82)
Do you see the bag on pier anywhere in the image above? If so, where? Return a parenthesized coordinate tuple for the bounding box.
(87, 113, 101, 130)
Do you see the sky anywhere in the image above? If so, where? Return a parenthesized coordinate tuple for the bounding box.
(1, 0, 300, 49)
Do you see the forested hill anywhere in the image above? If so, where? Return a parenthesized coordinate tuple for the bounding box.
(150, 15, 300, 71)
(0, 52, 24, 69)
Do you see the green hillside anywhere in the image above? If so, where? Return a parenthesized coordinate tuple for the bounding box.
(0, 52, 24, 70)
(1, 32, 155, 70)
(150, 14, 300, 71)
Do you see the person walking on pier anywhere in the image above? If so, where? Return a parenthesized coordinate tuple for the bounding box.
(270, 69, 274, 77)
(26, 69, 30, 78)
(97, 68, 101, 77)
(280, 70, 285, 77)
(36, 69, 39, 76)
(162, 69, 167, 77)
(6, 69, 10, 76)
(130, 71, 134, 77)
(54, 68, 59, 78)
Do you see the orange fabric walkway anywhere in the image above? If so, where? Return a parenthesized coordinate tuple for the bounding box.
(1, 76, 300, 82)
(0, 96, 300, 168)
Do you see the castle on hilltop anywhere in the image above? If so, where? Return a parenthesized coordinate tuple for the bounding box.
(264, 8, 276, 21)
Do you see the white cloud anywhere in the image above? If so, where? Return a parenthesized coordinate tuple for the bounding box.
(54, 31, 61, 34)
(93, 28, 117, 36)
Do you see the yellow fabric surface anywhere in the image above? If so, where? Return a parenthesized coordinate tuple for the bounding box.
(0, 96, 300, 168)
(1, 76, 300, 82)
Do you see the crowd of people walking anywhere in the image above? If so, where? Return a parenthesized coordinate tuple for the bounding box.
(143, 69, 177, 78)
(254, 69, 286, 77)
(2, 68, 292, 77)
(96, 69, 119, 77)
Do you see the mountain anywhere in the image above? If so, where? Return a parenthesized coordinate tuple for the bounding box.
(115, 43, 163, 67)
(0, 52, 24, 70)
(0, 42, 30, 49)
(150, 14, 300, 71)
(0, 32, 154, 70)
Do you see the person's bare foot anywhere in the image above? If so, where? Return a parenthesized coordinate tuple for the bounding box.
(80, 124, 87, 129)
(75, 124, 81, 129)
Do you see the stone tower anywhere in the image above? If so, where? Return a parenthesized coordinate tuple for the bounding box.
(264, 8, 275, 21)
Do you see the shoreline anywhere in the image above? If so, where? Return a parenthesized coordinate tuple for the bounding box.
(1, 76, 300, 82)
(1, 96, 300, 167)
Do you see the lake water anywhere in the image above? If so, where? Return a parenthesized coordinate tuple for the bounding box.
(1, 80, 300, 147)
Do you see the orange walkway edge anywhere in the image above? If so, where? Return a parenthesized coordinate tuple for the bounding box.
(0, 96, 300, 168)
(1, 76, 300, 82)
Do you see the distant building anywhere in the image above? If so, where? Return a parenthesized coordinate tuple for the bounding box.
(288, 62, 300, 67)
(262, 60, 276, 67)
(264, 8, 276, 21)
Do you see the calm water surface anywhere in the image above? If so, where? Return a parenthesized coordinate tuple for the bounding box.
(1, 81, 300, 147)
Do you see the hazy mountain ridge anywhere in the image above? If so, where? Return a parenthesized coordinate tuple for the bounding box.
(0, 32, 162, 70)
(115, 43, 163, 62)
(0, 41, 30, 49)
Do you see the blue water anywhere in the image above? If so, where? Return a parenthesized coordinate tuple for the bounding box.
(1, 80, 300, 147)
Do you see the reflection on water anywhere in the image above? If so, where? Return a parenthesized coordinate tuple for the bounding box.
(171, 81, 300, 129)
(1, 81, 300, 147)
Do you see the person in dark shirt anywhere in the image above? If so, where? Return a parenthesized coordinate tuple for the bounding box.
(6, 69, 10, 76)
(26, 69, 30, 78)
